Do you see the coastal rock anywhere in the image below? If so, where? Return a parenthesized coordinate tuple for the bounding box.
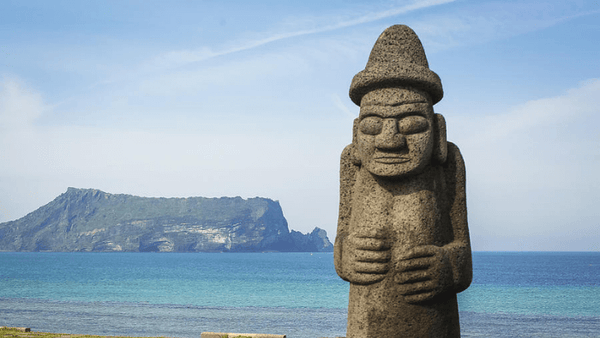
(0, 187, 333, 253)
(289, 227, 334, 252)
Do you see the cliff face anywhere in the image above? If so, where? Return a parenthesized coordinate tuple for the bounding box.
(0, 188, 333, 252)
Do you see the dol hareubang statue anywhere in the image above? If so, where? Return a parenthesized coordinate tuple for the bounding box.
(334, 25, 472, 337)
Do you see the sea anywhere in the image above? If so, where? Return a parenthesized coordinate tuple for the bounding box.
(1, 252, 599, 338)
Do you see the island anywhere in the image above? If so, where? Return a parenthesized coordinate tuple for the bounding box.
(0, 187, 333, 253)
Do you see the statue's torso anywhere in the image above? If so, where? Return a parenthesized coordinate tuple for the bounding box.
(350, 166, 452, 265)
(346, 166, 460, 338)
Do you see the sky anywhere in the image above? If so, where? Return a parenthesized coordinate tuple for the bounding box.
(0, 0, 598, 251)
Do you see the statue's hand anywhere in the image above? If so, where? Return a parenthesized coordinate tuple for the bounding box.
(342, 229, 391, 285)
(395, 245, 453, 304)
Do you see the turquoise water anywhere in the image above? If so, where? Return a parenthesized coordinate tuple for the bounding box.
(0, 252, 347, 308)
(461, 252, 600, 317)
(1, 252, 599, 337)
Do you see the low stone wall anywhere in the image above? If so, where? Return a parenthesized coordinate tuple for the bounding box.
(201, 332, 285, 338)
(0, 327, 31, 332)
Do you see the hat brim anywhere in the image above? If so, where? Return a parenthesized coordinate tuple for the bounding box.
(349, 63, 443, 106)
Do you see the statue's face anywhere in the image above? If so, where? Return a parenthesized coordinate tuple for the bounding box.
(356, 87, 434, 178)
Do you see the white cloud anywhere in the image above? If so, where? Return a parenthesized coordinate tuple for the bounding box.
(0, 77, 44, 131)
(412, 1, 600, 52)
(143, 0, 456, 72)
(451, 79, 600, 251)
(332, 94, 355, 119)
(458, 79, 600, 144)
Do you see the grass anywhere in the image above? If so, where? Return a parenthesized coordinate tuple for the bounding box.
(0, 327, 168, 338)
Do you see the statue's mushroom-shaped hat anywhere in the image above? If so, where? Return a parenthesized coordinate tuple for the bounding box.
(349, 25, 443, 106)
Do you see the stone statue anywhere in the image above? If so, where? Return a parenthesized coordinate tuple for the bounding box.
(334, 25, 472, 337)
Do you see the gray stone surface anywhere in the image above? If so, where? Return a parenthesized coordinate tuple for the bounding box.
(201, 332, 286, 338)
(334, 25, 472, 338)
(0, 327, 31, 332)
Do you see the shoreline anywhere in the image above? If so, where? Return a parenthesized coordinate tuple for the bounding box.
(5, 311, 600, 338)
(3, 300, 600, 338)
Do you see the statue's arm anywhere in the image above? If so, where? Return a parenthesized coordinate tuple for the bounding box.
(443, 142, 473, 293)
(334, 144, 358, 281)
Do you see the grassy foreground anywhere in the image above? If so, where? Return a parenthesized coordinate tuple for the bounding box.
(0, 327, 168, 338)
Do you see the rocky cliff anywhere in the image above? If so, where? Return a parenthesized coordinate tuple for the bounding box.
(0, 188, 333, 252)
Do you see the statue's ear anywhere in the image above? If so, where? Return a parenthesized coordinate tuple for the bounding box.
(433, 113, 447, 164)
(350, 118, 361, 166)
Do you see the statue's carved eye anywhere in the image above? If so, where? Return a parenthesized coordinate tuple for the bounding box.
(397, 115, 429, 134)
(359, 116, 383, 135)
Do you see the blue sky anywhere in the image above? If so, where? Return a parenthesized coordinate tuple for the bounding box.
(1, 0, 598, 251)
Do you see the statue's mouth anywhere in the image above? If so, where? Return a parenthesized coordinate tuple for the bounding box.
(374, 156, 409, 164)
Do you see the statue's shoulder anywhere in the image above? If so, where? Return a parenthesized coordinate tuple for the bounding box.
(340, 144, 353, 162)
(444, 142, 465, 171)
(442, 142, 466, 190)
(340, 144, 359, 177)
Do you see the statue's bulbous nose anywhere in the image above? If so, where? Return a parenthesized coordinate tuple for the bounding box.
(375, 119, 406, 150)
